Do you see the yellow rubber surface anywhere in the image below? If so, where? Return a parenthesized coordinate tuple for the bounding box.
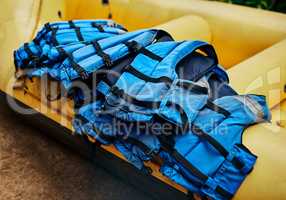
(0, 0, 286, 199)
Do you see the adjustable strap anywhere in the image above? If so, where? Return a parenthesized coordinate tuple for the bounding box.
(91, 22, 104, 32)
(56, 46, 68, 58)
(124, 41, 163, 61)
(44, 23, 52, 32)
(191, 124, 245, 170)
(108, 83, 237, 169)
(91, 40, 113, 67)
(23, 43, 36, 59)
(33, 55, 49, 68)
(74, 27, 84, 42)
(110, 85, 190, 133)
(124, 65, 209, 95)
(191, 124, 229, 157)
(124, 41, 141, 53)
(215, 186, 233, 199)
(32, 38, 40, 45)
(67, 21, 84, 41)
(165, 102, 190, 132)
(158, 134, 233, 199)
(56, 47, 89, 79)
(23, 43, 46, 68)
(68, 20, 76, 28)
(139, 47, 163, 61)
(51, 27, 59, 46)
(68, 56, 89, 80)
(157, 102, 245, 171)
(231, 157, 245, 170)
(176, 81, 209, 95)
(170, 148, 209, 182)
(124, 65, 172, 84)
(205, 100, 230, 117)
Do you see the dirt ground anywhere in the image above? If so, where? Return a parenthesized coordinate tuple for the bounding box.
(0, 105, 149, 200)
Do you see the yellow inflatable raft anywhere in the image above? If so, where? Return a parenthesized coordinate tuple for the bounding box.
(0, 0, 286, 199)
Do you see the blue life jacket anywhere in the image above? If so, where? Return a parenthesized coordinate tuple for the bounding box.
(46, 29, 172, 89)
(14, 22, 271, 200)
(14, 20, 126, 76)
(73, 40, 271, 200)
(158, 94, 270, 199)
(96, 41, 226, 123)
(33, 19, 127, 44)
(29, 30, 146, 78)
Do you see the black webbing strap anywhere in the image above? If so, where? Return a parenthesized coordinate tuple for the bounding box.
(23, 43, 44, 68)
(74, 27, 84, 42)
(156, 99, 244, 171)
(231, 156, 245, 170)
(56, 46, 67, 57)
(23, 43, 35, 59)
(139, 47, 163, 61)
(124, 65, 173, 84)
(191, 124, 229, 157)
(44, 23, 52, 32)
(68, 20, 76, 28)
(51, 27, 59, 46)
(124, 41, 163, 61)
(176, 81, 209, 95)
(110, 86, 161, 109)
(124, 41, 140, 52)
(109, 86, 192, 132)
(67, 21, 84, 41)
(165, 101, 190, 132)
(110, 87, 230, 164)
(69, 57, 89, 79)
(91, 22, 104, 32)
(158, 134, 233, 199)
(91, 40, 113, 67)
(173, 149, 209, 181)
(215, 186, 233, 199)
(158, 135, 208, 181)
(124, 65, 209, 95)
(32, 38, 40, 45)
(191, 124, 245, 170)
(205, 100, 230, 117)
(56, 46, 89, 79)
(32, 55, 49, 68)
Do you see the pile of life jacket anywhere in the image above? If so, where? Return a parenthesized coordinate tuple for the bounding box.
(14, 19, 271, 200)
